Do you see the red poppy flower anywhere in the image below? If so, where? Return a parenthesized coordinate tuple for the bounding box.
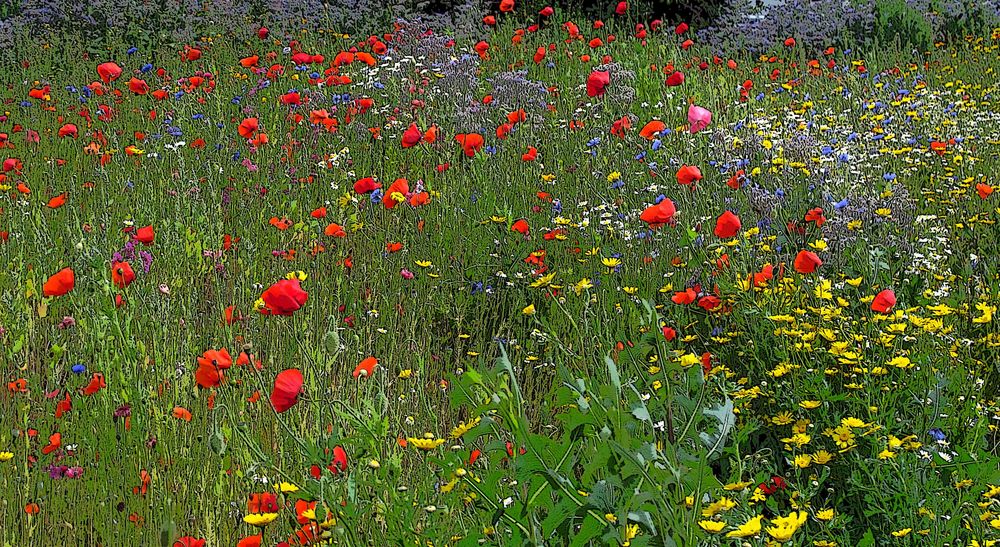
(499, 0, 514, 12)
(135, 225, 155, 245)
(409, 192, 430, 207)
(47, 193, 67, 209)
(638, 120, 666, 140)
(676, 165, 703, 185)
(58, 124, 78, 138)
(510, 219, 530, 235)
(353, 356, 378, 378)
(258, 279, 309, 316)
(55, 392, 72, 418)
(97, 62, 123, 84)
(248, 492, 279, 514)
(42, 432, 61, 455)
(238, 118, 259, 139)
(639, 198, 676, 228)
(665, 71, 685, 86)
(43, 267, 75, 297)
(353, 177, 381, 194)
(173, 538, 206, 547)
(586, 70, 610, 97)
(237, 535, 262, 547)
(81, 373, 106, 396)
(714, 211, 741, 238)
(112, 261, 136, 288)
(172, 406, 193, 421)
(615, 1, 628, 15)
(455, 133, 484, 157)
(671, 287, 697, 305)
(871, 289, 896, 313)
(329, 445, 349, 474)
(805, 207, 826, 227)
(533, 46, 546, 63)
(976, 183, 994, 199)
(473, 40, 490, 58)
(270, 369, 304, 413)
(310, 207, 327, 219)
(793, 250, 822, 274)
(383, 178, 410, 209)
(324, 223, 347, 238)
(195, 348, 233, 389)
(401, 123, 422, 148)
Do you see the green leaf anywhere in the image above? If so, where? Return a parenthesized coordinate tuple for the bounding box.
(571, 515, 607, 546)
(541, 499, 578, 535)
(605, 356, 621, 392)
(631, 403, 651, 422)
(699, 398, 735, 458)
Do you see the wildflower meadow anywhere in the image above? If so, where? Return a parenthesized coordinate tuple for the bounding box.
(1, 0, 1000, 545)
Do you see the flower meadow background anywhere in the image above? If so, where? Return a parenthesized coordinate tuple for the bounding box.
(2, 0, 1000, 544)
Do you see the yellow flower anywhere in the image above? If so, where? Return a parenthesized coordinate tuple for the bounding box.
(601, 257, 622, 269)
(772, 411, 795, 425)
(698, 520, 726, 533)
(451, 417, 481, 439)
(530, 272, 557, 288)
(816, 508, 835, 521)
(574, 278, 594, 295)
(398, 369, 413, 379)
(809, 239, 828, 251)
(812, 450, 834, 464)
(285, 270, 308, 281)
(973, 302, 995, 323)
(277, 482, 299, 493)
(828, 425, 855, 449)
(701, 497, 736, 517)
(794, 454, 812, 469)
(726, 515, 763, 538)
(891, 528, 912, 537)
(723, 481, 752, 491)
(408, 434, 446, 451)
(841, 417, 868, 428)
(522, 304, 536, 316)
(0, 451, 13, 461)
(414, 260, 433, 268)
(243, 512, 279, 527)
(799, 400, 822, 410)
(814, 279, 833, 299)
(623, 523, 639, 545)
(766, 511, 808, 542)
